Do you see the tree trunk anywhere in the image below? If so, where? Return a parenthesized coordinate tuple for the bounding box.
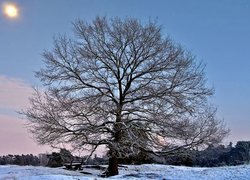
(106, 155, 118, 176)
(106, 106, 122, 177)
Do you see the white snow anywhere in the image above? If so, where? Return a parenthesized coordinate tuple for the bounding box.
(0, 165, 90, 180)
(0, 164, 250, 180)
(113, 164, 250, 180)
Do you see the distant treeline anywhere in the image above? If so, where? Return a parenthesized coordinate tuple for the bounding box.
(1, 141, 249, 167)
(0, 149, 107, 167)
(162, 141, 250, 167)
(0, 154, 40, 166)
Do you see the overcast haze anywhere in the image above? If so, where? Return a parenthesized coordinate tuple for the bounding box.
(0, 0, 250, 155)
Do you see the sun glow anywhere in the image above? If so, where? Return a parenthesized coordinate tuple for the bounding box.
(3, 3, 19, 18)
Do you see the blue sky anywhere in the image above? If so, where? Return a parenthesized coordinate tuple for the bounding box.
(0, 0, 249, 154)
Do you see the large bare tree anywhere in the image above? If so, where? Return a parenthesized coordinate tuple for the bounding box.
(22, 17, 228, 176)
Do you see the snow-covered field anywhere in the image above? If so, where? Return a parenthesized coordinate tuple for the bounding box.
(1, 164, 250, 180)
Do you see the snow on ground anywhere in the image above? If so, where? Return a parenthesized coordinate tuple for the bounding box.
(1, 164, 250, 180)
(114, 164, 250, 180)
(0, 165, 90, 180)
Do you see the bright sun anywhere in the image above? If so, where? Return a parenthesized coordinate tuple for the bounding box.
(3, 3, 19, 18)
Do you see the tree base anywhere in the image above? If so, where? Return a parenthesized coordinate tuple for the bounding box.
(106, 156, 118, 177)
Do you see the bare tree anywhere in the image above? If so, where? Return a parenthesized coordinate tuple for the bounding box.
(22, 17, 229, 176)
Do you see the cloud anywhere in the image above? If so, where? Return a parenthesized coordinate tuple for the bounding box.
(0, 114, 51, 155)
(0, 75, 33, 111)
(0, 75, 51, 155)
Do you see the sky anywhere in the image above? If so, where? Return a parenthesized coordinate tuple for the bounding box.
(0, 0, 249, 155)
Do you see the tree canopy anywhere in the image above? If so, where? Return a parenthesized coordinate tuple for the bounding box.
(22, 17, 229, 176)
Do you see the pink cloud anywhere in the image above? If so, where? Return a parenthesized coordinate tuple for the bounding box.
(0, 114, 51, 155)
(0, 75, 33, 111)
(0, 75, 51, 155)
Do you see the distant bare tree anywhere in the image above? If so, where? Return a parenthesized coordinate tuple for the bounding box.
(22, 17, 229, 176)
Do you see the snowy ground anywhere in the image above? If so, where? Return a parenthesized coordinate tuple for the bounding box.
(0, 164, 250, 180)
